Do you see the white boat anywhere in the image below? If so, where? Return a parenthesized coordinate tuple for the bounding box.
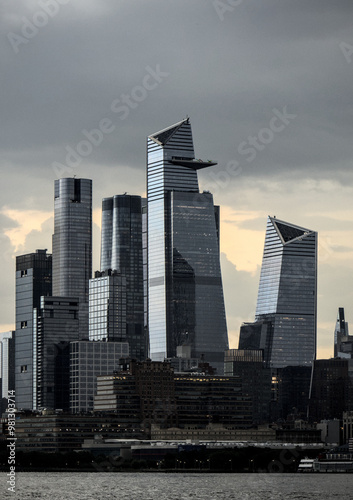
(297, 458, 315, 472)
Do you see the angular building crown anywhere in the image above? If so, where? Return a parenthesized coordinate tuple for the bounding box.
(254, 216, 317, 368)
(149, 118, 189, 146)
(270, 217, 314, 244)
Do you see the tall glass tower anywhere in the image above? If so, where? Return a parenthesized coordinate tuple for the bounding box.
(99, 194, 145, 360)
(147, 118, 228, 374)
(255, 216, 317, 368)
(52, 178, 92, 337)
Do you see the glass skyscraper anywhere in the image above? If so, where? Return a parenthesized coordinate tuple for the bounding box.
(147, 118, 228, 374)
(15, 249, 52, 409)
(99, 194, 145, 360)
(36, 296, 80, 411)
(254, 216, 317, 368)
(52, 178, 92, 337)
(89, 270, 127, 342)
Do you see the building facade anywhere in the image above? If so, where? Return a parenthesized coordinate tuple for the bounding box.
(254, 216, 317, 368)
(36, 296, 80, 411)
(309, 358, 353, 422)
(89, 271, 127, 342)
(70, 340, 129, 413)
(224, 349, 271, 425)
(99, 194, 145, 360)
(147, 118, 228, 374)
(15, 249, 52, 409)
(52, 178, 92, 337)
(94, 360, 252, 432)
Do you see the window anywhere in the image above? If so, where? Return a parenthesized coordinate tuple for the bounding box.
(21, 270, 28, 277)
(21, 321, 27, 329)
(21, 365, 27, 373)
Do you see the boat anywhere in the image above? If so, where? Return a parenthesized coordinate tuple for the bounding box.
(297, 457, 315, 472)
(297, 451, 353, 472)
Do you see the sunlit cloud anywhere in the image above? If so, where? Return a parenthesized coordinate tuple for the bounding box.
(0, 208, 52, 251)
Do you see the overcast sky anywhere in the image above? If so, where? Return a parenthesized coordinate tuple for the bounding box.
(1, 0, 353, 358)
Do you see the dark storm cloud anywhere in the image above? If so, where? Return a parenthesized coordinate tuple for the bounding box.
(1, 0, 353, 204)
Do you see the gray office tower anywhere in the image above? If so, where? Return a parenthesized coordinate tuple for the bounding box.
(247, 216, 317, 368)
(147, 118, 228, 374)
(99, 195, 145, 360)
(52, 178, 92, 337)
(15, 250, 52, 409)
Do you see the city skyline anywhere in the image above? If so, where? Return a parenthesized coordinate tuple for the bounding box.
(2, 2, 353, 360)
(1, 150, 349, 361)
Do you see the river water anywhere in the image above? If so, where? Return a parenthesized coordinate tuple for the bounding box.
(1, 472, 353, 499)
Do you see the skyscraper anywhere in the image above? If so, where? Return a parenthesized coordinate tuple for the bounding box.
(99, 194, 145, 359)
(36, 296, 80, 411)
(52, 178, 92, 337)
(334, 307, 352, 358)
(89, 270, 127, 342)
(254, 216, 317, 368)
(15, 249, 52, 409)
(147, 118, 228, 373)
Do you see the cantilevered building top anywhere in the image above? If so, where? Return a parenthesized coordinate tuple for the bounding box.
(147, 118, 228, 374)
(149, 118, 217, 169)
